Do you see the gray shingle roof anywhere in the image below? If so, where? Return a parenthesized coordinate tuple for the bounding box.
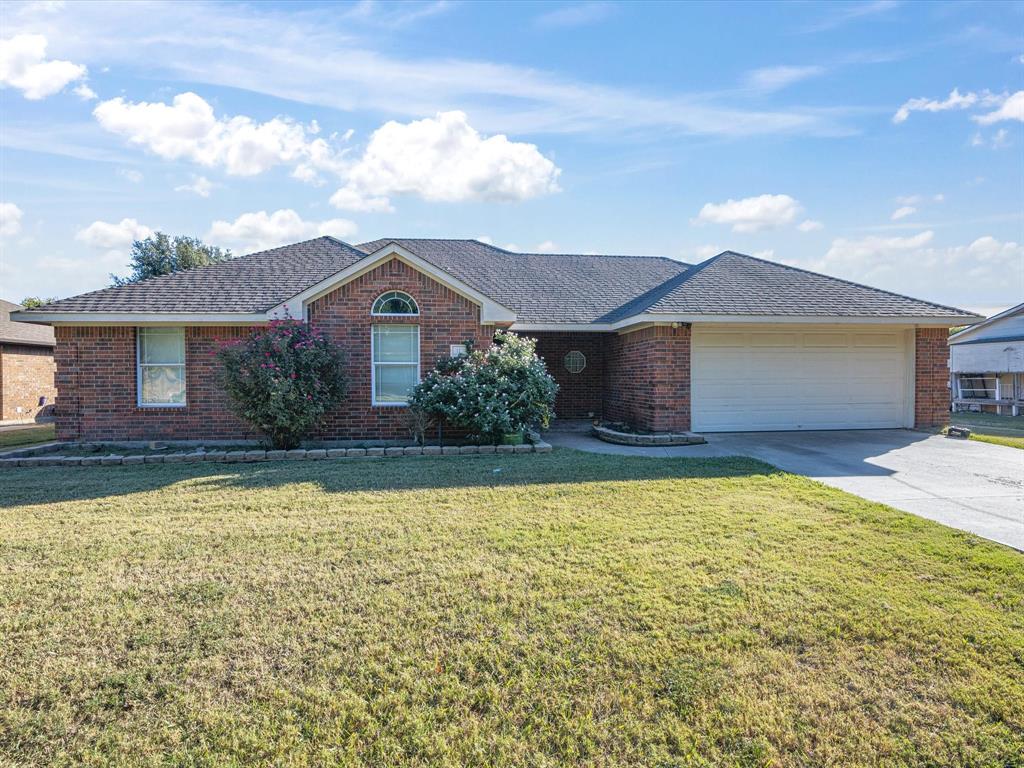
(636, 251, 977, 319)
(356, 238, 690, 323)
(0, 300, 55, 346)
(20, 238, 369, 314)
(16, 239, 978, 324)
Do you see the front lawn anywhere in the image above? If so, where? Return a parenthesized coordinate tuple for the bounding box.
(1, 451, 1021, 766)
(951, 411, 1024, 450)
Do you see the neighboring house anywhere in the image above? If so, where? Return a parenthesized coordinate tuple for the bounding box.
(0, 300, 57, 424)
(948, 302, 1024, 416)
(13, 238, 979, 442)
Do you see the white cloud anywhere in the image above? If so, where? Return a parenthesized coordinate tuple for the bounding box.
(73, 82, 96, 100)
(535, 240, 557, 252)
(93, 91, 348, 180)
(893, 88, 1013, 124)
(891, 205, 916, 220)
(8, 2, 850, 139)
(206, 209, 357, 253)
(330, 111, 561, 212)
(695, 194, 803, 233)
(802, 231, 1023, 307)
(972, 90, 1024, 124)
(174, 175, 214, 197)
(0, 202, 24, 237)
(752, 249, 775, 260)
(0, 33, 88, 99)
(75, 217, 153, 250)
(991, 128, 1011, 148)
(328, 187, 393, 213)
(797, 219, 824, 232)
(745, 65, 824, 92)
(117, 168, 144, 183)
(536, 2, 615, 28)
(475, 235, 494, 245)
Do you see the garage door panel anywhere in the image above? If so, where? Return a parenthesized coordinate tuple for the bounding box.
(692, 325, 910, 432)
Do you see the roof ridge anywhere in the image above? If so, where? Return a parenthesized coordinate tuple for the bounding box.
(359, 237, 685, 264)
(716, 250, 981, 317)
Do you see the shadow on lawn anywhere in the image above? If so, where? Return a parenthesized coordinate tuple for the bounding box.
(0, 449, 782, 507)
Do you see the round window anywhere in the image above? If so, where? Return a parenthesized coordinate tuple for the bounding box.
(564, 350, 586, 374)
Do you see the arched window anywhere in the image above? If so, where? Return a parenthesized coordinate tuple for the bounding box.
(372, 291, 419, 316)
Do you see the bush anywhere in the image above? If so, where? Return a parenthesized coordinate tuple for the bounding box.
(217, 319, 347, 449)
(409, 331, 558, 443)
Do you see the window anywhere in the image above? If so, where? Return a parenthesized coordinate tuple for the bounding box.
(372, 291, 419, 316)
(372, 325, 419, 405)
(564, 350, 586, 374)
(450, 343, 468, 357)
(138, 327, 186, 406)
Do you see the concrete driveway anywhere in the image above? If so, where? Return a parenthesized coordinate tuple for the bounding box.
(548, 427, 1024, 550)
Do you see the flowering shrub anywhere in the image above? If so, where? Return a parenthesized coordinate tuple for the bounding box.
(409, 331, 558, 443)
(217, 319, 347, 449)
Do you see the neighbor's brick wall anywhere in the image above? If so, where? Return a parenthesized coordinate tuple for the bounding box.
(0, 344, 57, 422)
(604, 324, 691, 432)
(530, 332, 606, 419)
(310, 257, 496, 440)
(53, 326, 252, 442)
(915, 326, 951, 428)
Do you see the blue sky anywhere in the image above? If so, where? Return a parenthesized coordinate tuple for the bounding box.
(1, 0, 1022, 314)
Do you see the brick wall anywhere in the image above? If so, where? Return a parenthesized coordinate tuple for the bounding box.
(54, 259, 498, 442)
(530, 332, 606, 419)
(915, 326, 951, 428)
(311, 257, 495, 439)
(604, 324, 691, 432)
(53, 326, 252, 442)
(0, 344, 57, 422)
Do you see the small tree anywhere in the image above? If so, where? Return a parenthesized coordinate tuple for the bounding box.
(111, 232, 231, 286)
(410, 331, 558, 443)
(217, 319, 347, 449)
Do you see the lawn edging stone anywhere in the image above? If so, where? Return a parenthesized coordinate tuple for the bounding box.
(0, 440, 555, 469)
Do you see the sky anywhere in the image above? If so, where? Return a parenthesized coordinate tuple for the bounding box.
(1, 0, 1022, 315)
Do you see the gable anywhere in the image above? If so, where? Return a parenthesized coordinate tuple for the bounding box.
(273, 242, 517, 324)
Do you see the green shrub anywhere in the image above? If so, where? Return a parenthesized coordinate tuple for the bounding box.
(410, 331, 558, 443)
(217, 319, 347, 449)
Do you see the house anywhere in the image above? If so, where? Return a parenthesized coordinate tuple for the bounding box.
(948, 302, 1024, 416)
(13, 238, 979, 442)
(0, 300, 57, 424)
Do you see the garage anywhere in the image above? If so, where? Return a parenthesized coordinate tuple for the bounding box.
(691, 325, 915, 432)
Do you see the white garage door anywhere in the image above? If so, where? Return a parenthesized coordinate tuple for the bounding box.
(692, 325, 913, 432)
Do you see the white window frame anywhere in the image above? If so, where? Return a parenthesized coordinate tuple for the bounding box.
(371, 290, 420, 317)
(136, 327, 187, 408)
(370, 324, 420, 407)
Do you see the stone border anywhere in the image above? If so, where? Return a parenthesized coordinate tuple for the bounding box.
(592, 424, 705, 446)
(0, 442, 553, 468)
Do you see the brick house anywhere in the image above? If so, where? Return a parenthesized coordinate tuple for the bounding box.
(13, 238, 978, 442)
(0, 300, 57, 424)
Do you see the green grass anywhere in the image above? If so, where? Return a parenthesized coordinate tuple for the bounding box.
(950, 411, 1024, 450)
(1, 451, 1021, 767)
(0, 422, 55, 450)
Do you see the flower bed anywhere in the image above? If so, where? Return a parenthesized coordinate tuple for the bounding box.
(592, 424, 705, 447)
(0, 441, 553, 467)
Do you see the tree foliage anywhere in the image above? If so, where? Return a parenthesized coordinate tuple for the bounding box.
(409, 331, 558, 443)
(19, 296, 59, 308)
(217, 319, 348, 450)
(111, 232, 231, 286)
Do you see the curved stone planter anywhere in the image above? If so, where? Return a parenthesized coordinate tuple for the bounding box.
(592, 425, 705, 447)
